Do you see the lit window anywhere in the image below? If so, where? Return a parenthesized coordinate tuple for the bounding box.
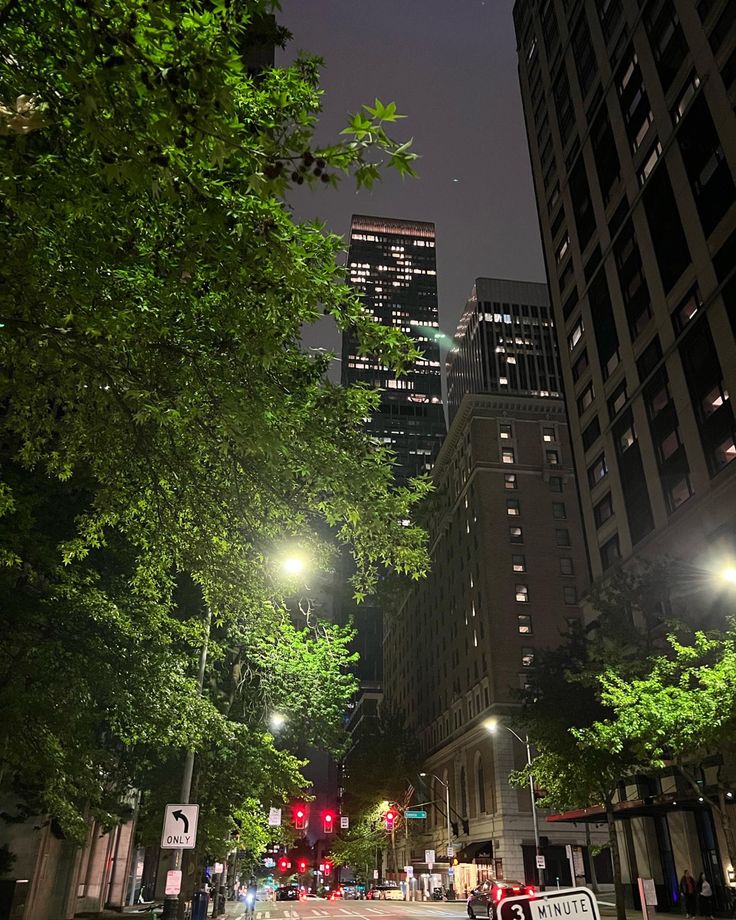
(512, 554, 526, 573)
(568, 318, 584, 351)
(521, 647, 535, 668)
(502, 449, 515, 464)
(509, 526, 524, 544)
(587, 454, 608, 487)
(518, 614, 532, 635)
(500, 423, 513, 439)
(666, 475, 693, 512)
(701, 384, 730, 419)
(507, 499, 521, 516)
(543, 427, 555, 442)
(714, 434, 736, 471)
(577, 382, 595, 415)
(546, 450, 560, 465)
(516, 584, 529, 603)
(505, 473, 518, 490)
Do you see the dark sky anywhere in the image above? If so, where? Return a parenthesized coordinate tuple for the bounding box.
(278, 0, 546, 360)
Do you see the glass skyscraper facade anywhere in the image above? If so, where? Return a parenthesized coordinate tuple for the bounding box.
(342, 214, 446, 485)
(446, 278, 562, 423)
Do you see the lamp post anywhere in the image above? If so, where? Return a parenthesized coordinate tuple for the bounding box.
(485, 718, 543, 889)
(419, 772, 453, 896)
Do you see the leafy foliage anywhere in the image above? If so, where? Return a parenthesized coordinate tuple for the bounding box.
(0, 0, 430, 859)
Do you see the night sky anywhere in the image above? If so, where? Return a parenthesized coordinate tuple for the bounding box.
(278, 0, 547, 362)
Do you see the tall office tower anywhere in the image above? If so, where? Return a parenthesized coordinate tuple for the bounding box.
(513, 0, 736, 906)
(383, 390, 600, 891)
(342, 214, 446, 485)
(513, 0, 736, 582)
(447, 278, 562, 422)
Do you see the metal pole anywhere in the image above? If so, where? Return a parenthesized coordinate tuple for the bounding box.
(445, 781, 453, 898)
(162, 610, 212, 920)
(526, 736, 543, 890)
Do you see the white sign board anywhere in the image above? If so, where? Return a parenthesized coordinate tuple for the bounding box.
(214, 862, 224, 874)
(425, 849, 435, 869)
(499, 886, 602, 920)
(404, 866, 414, 877)
(165, 870, 182, 895)
(447, 846, 454, 858)
(268, 807, 282, 827)
(161, 803, 200, 850)
(340, 816, 350, 829)
(536, 855, 546, 869)
(373, 869, 379, 880)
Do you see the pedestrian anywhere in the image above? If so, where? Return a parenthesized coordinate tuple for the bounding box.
(698, 872, 714, 919)
(680, 869, 697, 918)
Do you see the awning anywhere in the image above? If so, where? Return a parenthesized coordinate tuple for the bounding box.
(455, 841, 494, 863)
(546, 793, 713, 824)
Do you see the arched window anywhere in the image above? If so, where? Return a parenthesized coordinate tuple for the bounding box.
(476, 755, 486, 814)
(460, 765, 468, 816)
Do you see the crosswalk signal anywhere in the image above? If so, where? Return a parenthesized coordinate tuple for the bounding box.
(277, 856, 291, 873)
(384, 809, 396, 831)
(322, 810, 335, 834)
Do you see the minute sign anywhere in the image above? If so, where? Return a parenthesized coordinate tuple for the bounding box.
(498, 887, 602, 920)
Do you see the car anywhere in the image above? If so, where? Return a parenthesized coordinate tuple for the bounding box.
(367, 884, 404, 901)
(467, 880, 536, 918)
(275, 884, 300, 901)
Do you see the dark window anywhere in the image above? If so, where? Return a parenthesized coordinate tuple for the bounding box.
(578, 382, 595, 415)
(665, 472, 693, 512)
(477, 760, 486, 814)
(560, 556, 575, 575)
(553, 65, 575, 146)
(646, 371, 672, 419)
(542, 0, 561, 63)
(709, 2, 736, 55)
(594, 492, 614, 526)
(644, 0, 688, 91)
(572, 12, 597, 97)
(677, 94, 736, 237)
(563, 585, 578, 605)
(643, 163, 691, 293)
(588, 269, 620, 378)
(582, 415, 602, 451)
(546, 450, 560, 465)
(555, 528, 571, 546)
(591, 107, 621, 205)
(505, 473, 518, 490)
(518, 614, 532, 635)
(595, 0, 623, 43)
(614, 409, 655, 543)
(614, 219, 651, 340)
(549, 476, 563, 492)
(672, 286, 702, 334)
(637, 335, 662, 381)
(588, 453, 608, 487)
(553, 502, 567, 519)
(608, 380, 628, 418)
(600, 534, 621, 569)
(585, 246, 602, 283)
(569, 158, 596, 251)
(563, 287, 579, 321)
(573, 349, 590, 382)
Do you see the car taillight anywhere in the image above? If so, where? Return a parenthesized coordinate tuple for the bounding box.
(494, 889, 505, 902)
(512, 887, 521, 893)
(525, 886, 537, 896)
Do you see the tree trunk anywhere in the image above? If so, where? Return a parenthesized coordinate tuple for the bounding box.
(585, 824, 599, 895)
(606, 801, 627, 920)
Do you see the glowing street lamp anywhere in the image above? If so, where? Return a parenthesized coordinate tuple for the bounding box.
(270, 713, 286, 731)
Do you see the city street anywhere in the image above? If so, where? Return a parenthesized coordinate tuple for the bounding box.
(224, 902, 471, 920)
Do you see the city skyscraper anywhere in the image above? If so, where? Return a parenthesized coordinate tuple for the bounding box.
(513, 0, 736, 580)
(446, 278, 562, 422)
(342, 214, 446, 485)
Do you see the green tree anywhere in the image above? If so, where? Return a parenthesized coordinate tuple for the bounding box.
(331, 805, 386, 884)
(0, 0, 430, 871)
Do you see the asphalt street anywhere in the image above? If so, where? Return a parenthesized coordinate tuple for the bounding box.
(225, 901, 471, 920)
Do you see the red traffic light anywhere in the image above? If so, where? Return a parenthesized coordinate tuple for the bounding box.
(277, 856, 291, 873)
(297, 859, 308, 874)
(322, 810, 335, 834)
(293, 804, 307, 830)
(323, 860, 332, 876)
(384, 809, 396, 831)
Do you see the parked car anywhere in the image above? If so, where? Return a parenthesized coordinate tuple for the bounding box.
(467, 880, 536, 918)
(367, 884, 404, 901)
(275, 884, 300, 901)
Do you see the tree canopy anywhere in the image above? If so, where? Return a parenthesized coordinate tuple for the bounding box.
(0, 0, 430, 863)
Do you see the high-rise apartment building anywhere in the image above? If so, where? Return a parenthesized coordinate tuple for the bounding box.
(513, 0, 736, 580)
(383, 388, 602, 891)
(513, 0, 736, 906)
(447, 278, 562, 421)
(342, 214, 446, 484)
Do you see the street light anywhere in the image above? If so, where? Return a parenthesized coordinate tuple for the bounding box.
(282, 555, 306, 576)
(721, 567, 736, 585)
(419, 771, 453, 894)
(270, 712, 286, 731)
(485, 718, 543, 888)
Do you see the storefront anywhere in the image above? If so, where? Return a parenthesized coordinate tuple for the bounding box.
(454, 842, 495, 898)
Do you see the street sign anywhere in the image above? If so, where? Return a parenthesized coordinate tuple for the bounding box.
(536, 855, 546, 869)
(405, 809, 427, 819)
(214, 862, 224, 874)
(447, 846, 454, 858)
(498, 886, 601, 920)
(165, 870, 182, 895)
(161, 804, 200, 850)
(373, 870, 379, 880)
(268, 807, 282, 827)
(340, 816, 350, 829)
(425, 849, 435, 868)
(404, 866, 414, 877)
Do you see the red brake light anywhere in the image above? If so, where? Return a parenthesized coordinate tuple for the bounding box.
(525, 886, 537, 896)
(494, 889, 504, 902)
(512, 887, 521, 893)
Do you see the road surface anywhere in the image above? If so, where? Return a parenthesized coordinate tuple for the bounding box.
(226, 900, 470, 920)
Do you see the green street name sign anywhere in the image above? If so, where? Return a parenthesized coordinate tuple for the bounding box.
(405, 810, 428, 819)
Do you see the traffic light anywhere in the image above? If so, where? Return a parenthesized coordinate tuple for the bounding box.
(384, 809, 396, 831)
(322, 810, 335, 834)
(297, 858, 308, 874)
(323, 860, 332, 877)
(277, 856, 291, 873)
(293, 804, 307, 831)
